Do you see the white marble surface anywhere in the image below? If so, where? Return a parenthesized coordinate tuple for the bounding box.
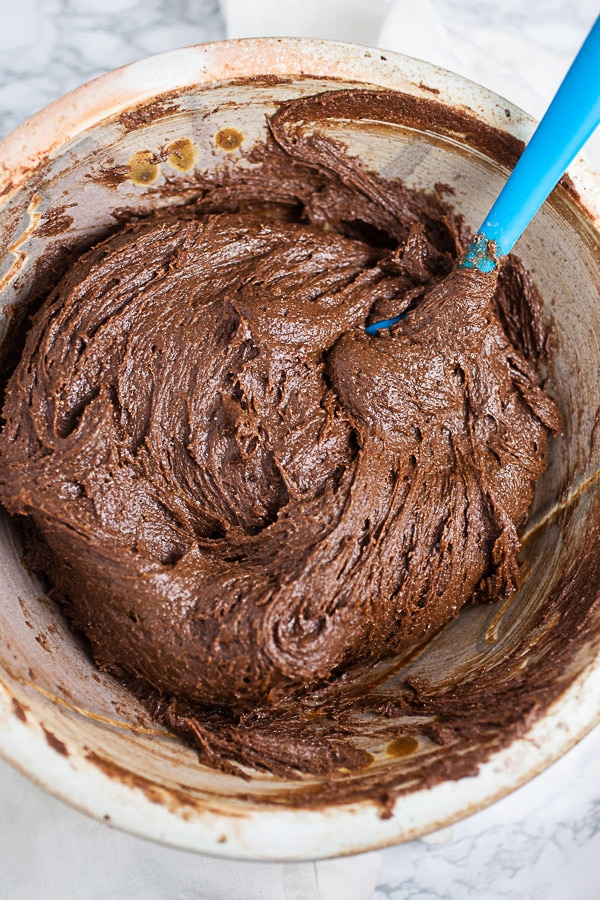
(0, 2, 599, 898)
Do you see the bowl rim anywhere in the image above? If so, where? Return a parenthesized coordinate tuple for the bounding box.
(0, 35, 599, 861)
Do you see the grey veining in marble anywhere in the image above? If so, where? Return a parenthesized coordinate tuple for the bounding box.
(0, 0, 224, 139)
(374, 722, 600, 899)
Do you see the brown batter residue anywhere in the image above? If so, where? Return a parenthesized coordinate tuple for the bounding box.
(0, 91, 563, 790)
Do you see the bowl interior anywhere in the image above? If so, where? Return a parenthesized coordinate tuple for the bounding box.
(0, 43, 599, 859)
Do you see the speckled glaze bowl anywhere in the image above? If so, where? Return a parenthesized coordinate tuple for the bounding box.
(0, 38, 599, 860)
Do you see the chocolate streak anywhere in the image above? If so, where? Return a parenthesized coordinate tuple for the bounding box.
(0, 90, 566, 796)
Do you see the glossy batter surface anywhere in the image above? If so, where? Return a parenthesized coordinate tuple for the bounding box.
(0, 92, 561, 777)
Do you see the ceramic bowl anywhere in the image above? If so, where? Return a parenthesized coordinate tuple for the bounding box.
(0, 38, 599, 860)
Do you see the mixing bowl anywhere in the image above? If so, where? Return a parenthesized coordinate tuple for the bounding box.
(0, 37, 599, 860)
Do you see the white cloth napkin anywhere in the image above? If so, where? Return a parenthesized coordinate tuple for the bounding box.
(3, 3, 598, 900)
(0, 758, 382, 900)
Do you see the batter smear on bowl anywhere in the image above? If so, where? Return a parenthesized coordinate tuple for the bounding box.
(0, 92, 561, 780)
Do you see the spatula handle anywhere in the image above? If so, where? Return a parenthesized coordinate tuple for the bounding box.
(462, 15, 600, 270)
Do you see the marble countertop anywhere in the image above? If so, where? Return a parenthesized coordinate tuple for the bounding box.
(0, 2, 599, 898)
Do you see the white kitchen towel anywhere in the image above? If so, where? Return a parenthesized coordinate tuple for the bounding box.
(0, 758, 383, 900)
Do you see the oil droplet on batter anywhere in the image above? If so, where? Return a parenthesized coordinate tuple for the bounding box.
(128, 151, 160, 185)
(167, 138, 197, 172)
(337, 751, 375, 775)
(385, 736, 419, 758)
(215, 127, 244, 152)
(362, 751, 375, 768)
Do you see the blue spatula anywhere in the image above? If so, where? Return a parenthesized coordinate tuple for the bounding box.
(366, 15, 600, 335)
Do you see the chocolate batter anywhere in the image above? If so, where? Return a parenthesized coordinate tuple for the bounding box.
(0, 91, 561, 780)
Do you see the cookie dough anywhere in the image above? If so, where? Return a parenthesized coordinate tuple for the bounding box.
(0, 91, 560, 774)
